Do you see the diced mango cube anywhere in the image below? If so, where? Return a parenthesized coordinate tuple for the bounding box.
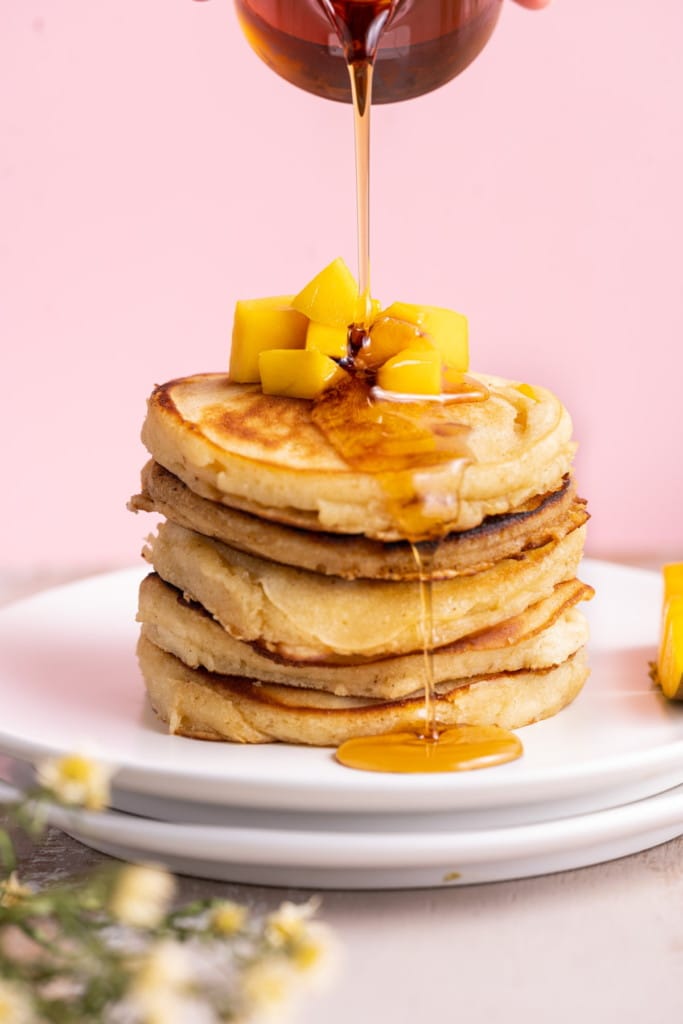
(259, 349, 348, 400)
(292, 258, 359, 328)
(306, 320, 349, 360)
(230, 296, 307, 383)
(358, 316, 432, 369)
(382, 301, 469, 370)
(376, 348, 442, 396)
(657, 594, 683, 700)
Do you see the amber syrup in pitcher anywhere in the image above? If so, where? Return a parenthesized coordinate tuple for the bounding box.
(235, 0, 504, 103)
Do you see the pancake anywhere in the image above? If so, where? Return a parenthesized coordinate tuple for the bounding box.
(138, 572, 593, 699)
(133, 368, 591, 748)
(130, 460, 588, 581)
(142, 519, 587, 661)
(141, 373, 576, 541)
(138, 634, 589, 745)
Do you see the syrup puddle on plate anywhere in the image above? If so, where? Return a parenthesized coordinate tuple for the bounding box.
(336, 724, 523, 774)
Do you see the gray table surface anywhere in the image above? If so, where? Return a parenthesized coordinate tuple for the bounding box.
(2, 566, 683, 1023)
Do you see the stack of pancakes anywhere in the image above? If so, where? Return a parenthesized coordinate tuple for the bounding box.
(130, 372, 592, 745)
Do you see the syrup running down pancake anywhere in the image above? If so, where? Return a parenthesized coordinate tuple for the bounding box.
(131, 370, 592, 757)
(140, 373, 576, 540)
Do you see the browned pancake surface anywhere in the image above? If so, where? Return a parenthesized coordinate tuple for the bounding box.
(140, 373, 577, 539)
(130, 461, 588, 580)
(138, 635, 589, 745)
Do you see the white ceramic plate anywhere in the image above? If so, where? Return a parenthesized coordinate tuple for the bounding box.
(0, 560, 681, 816)
(1, 771, 680, 889)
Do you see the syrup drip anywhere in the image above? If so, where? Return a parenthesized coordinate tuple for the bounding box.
(319, 1, 400, 334)
(311, 375, 472, 540)
(412, 542, 438, 741)
(335, 542, 523, 773)
(314, 0, 523, 773)
(350, 59, 373, 328)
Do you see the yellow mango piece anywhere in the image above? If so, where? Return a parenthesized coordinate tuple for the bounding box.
(230, 296, 307, 383)
(382, 301, 469, 370)
(259, 348, 348, 400)
(292, 258, 359, 328)
(306, 320, 349, 360)
(358, 316, 432, 369)
(663, 563, 683, 599)
(657, 595, 683, 700)
(376, 348, 442, 396)
(515, 383, 540, 402)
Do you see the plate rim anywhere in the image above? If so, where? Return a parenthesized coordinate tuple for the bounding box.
(1, 559, 682, 814)
(44, 782, 683, 869)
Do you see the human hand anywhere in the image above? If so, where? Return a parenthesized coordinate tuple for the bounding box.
(512, 0, 552, 8)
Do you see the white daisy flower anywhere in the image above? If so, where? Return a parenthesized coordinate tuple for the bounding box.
(264, 899, 319, 948)
(35, 752, 113, 811)
(0, 979, 36, 1024)
(109, 864, 176, 929)
(210, 899, 248, 936)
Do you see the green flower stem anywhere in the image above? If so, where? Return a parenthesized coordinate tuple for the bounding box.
(0, 826, 16, 872)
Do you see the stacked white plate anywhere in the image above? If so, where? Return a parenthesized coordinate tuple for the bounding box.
(1, 560, 682, 889)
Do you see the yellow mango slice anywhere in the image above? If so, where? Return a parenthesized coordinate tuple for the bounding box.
(382, 301, 469, 370)
(230, 296, 307, 383)
(358, 316, 432, 369)
(306, 321, 349, 360)
(663, 563, 683, 599)
(292, 258, 359, 328)
(376, 348, 442, 396)
(660, 562, 683, 637)
(259, 349, 348, 400)
(657, 595, 683, 700)
(515, 383, 540, 402)
(656, 564, 683, 700)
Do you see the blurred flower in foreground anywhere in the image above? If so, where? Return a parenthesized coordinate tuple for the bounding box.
(35, 752, 113, 811)
(242, 955, 300, 1019)
(289, 919, 338, 978)
(265, 898, 338, 980)
(1, 762, 340, 1022)
(0, 872, 31, 909)
(241, 905, 340, 1020)
(265, 899, 318, 947)
(109, 864, 176, 928)
(0, 978, 35, 1024)
(210, 898, 248, 936)
(125, 939, 193, 1024)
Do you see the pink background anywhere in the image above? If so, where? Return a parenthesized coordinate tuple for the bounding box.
(1, 0, 682, 574)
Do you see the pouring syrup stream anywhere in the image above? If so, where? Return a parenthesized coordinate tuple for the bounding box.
(313, 1, 523, 773)
(318, 1, 398, 333)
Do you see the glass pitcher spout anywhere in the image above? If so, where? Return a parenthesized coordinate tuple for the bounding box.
(234, 0, 504, 104)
